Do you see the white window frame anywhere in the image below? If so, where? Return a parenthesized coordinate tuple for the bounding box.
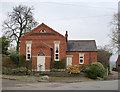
(40, 29, 46, 33)
(54, 42, 60, 61)
(79, 53, 84, 64)
(26, 43, 31, 60)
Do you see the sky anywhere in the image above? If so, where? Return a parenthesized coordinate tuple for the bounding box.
(0, 0, 119, 62)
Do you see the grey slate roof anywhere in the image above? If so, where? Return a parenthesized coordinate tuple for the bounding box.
(66, 40, 97, 52)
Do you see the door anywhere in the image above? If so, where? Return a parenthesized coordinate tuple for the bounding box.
(37, 56, 45, 71)
(67, 56, 72, 68)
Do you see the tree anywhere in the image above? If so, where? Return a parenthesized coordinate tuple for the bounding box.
(2, 5, 38, 52)
(97, 46, 112, 69)
(110, 13, 120, 50)
(0, 36, 10, 55)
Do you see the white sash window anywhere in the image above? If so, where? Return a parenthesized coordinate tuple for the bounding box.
(79, 53, 84, 64)
(54, 41, 60, 61)
(26, 44, 31, 60)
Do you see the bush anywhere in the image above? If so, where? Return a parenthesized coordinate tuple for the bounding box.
(2, 67, 29, 75)
(79, 65, 90, 72)
(50, 58, 66, 69)
(86, 65, 98, 79)
(67, 65, 80, 74)
(50, 69, 59, 72)
(92, 62, 106, 78)
(10, 52, 19, 66)
(2, 55, 16, 68)
(2, 67, 12, 75)
(86, 62, 106, 79)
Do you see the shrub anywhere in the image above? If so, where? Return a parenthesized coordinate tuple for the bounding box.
(67, 65, 80, 74)
(50, 58, 66, 69)
(86, 65, 98, 79)
(50, 69, 58, 72)
(10, 52, 19, 66)
(2, 67, 12, 75)
(86, 62, 106, 79)
(91, 62, 106, 78)
(19, 55, 26, 67)
(27, 70, 31, 75)
(2, 55, 16, 68)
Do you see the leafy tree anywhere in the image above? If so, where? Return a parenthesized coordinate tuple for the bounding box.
(0, 36, 10, 55)
(2, 5, 38, 52)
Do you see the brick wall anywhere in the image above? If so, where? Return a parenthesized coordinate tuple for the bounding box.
(66, 51, 97, 66)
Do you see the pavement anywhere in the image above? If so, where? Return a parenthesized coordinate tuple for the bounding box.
(2, 79, 119, 90)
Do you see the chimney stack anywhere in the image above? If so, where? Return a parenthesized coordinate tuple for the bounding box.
(65, 31, 68, 42)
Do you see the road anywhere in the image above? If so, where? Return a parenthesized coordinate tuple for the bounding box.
(2, 79, 118, 90)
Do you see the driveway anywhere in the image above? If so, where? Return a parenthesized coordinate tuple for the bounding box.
(2, 79, 118, 90)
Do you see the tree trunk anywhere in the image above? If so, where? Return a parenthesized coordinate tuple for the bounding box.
(16, 38, 20, 52)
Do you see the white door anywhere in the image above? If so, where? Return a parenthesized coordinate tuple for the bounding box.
(37, 56, 45, 71)
(67, 57, 72, 68)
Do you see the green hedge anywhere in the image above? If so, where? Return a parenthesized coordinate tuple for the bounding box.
(79, 62, 106, 79)
(50, 58, 66, 70)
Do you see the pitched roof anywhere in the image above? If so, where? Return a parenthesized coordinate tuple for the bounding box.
(66, 40, 97, 52)
(20, 23, 65, 40)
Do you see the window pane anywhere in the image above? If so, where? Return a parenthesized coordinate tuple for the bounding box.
(56, 47, 59, 53)
(80, 56, 83, 58)
(27, 54, 31, 59)
(80, 59, 83, 63)
(56, 54, 58, 57)
(55, 56, 58, 59)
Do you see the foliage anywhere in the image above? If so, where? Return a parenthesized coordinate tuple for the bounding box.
(9, 52, 19, 66)
(97, 46, 112, 69)
(50, 58, 54, 69)
(2, 67, 31, 75)
(67, 65, 80, 74)
(0, 36, 10, 55)
(2, 55, 17, 68)
(50, 58, 66, 69)
(85, 62, 106, 79)
(2, 67, 12, 75)
(79, 65, 90, 72)
(50, 69, 59, 72)
(2, 5, 38, 52)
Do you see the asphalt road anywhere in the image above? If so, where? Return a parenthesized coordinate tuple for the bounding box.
(2, 79, 118, 90)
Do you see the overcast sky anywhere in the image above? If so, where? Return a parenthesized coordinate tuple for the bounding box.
(0, 0, 118, 62)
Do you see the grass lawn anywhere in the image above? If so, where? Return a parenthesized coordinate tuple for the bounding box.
(2, 74, 93, 83)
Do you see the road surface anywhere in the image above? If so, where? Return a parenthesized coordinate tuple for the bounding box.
(2, 79, 118, 90)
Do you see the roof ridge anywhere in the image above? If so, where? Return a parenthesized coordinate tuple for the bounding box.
(68, 40, 95, 42)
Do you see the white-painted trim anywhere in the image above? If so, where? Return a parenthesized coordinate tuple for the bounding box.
(40, 29, 46, 33)
(32, 56, 51, 58)
(54, 41, 60, 44)
(54, 42, 60, 61)
(66, 56, 72, 68)
(66, 55, 73, 57)
(79, 53, 84, 64)
(26, 43, 31, 60)
(26, 41, 32, 44)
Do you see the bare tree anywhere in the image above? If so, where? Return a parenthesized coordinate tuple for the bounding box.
(110, 13, 120, 49)
(2, 5, 38, 52)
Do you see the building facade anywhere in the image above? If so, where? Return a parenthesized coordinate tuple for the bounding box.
(20, 23, 97, 71)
